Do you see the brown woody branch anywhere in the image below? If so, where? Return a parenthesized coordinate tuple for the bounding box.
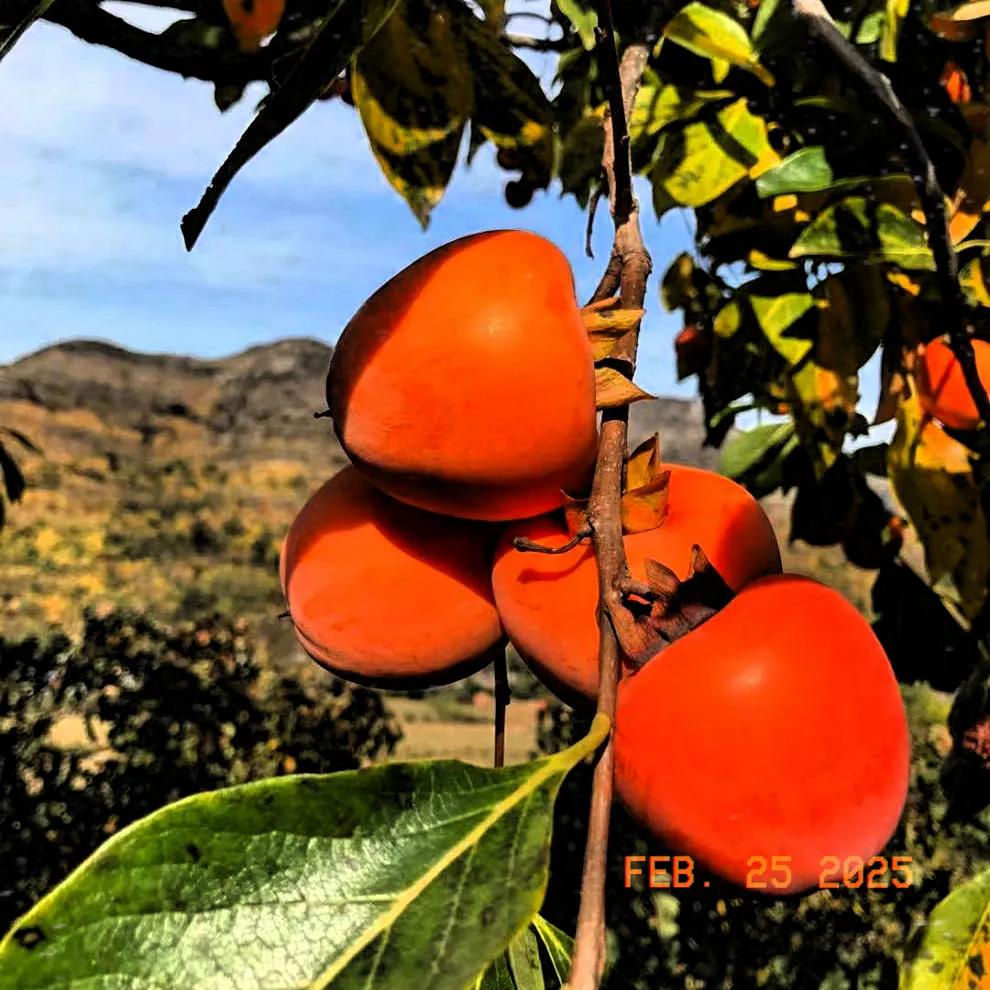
(792, 0, 990, 429)
(44, 0, 271, 83)
(566, 4, 652, 988)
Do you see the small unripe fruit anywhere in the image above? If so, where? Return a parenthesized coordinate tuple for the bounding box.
(614, 575, 910, 893)
(281, 466, 502, 687)
(327, 231, 598, 521)
(492, 465, 781, 702)
(505, 180, 534, 209)
(915, 337, 990, 431)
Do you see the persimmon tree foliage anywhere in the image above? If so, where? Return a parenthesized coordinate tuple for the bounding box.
(2, 0, 990, 988)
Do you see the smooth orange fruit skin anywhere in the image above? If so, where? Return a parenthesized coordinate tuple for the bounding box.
(327, 230, 598, 522)
(491, 464, 782, 703)
(615, 575, 910, 893)
(281, 466, 503, 687)
(222, 0, 285, 52)
(916, 337, 990, 431)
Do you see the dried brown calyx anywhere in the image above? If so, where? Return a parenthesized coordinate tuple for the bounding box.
(611, 544, 734, 669)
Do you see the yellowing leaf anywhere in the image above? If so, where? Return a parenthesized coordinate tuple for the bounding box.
(751, 292, 816, 365)
(713, 299, 742, 337)
(881, 0, 910, 61)
(581, 308, 644, 334)
(625, 433, 661, 490)
(595, 368, 655, 408)
(664, 2, 775, 87)
(627, 85, 733, 144)
(949, 140, 990, 244)
(960, 256, 990, 307)
(621, 473, 671, 534)
(901, 868, 990, 990)
(748, 249, 797, 271)
(352, 1, 473, 226)
(889, 392, 989, 621)
(651, 98, 779, 216)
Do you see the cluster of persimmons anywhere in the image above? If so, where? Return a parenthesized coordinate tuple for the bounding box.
(281, 230, 912, 893)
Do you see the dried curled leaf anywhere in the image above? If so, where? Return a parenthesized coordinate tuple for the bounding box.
(624, 433, 661, 490)
(595, 368, 655, 409)
(563, 492, 590, 537)
(621, 472, 671, 535)
(581, 307, 645, 334)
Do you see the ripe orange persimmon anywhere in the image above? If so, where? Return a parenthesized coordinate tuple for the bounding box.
(491, 464, 782, 702)
(915, 337, 990, 430)
(941, 62, 972, 104)
(280, 466, 502, 687)
(326, 230, 598, 522)
(614, 575, 910, 893)
(222, 0, 285, 52)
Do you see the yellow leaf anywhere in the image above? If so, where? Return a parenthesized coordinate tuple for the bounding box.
(887, 270, 922, 296)
(625, 433, 661, 490)
(621, 474, 671, 534)
(949, 140, 990, 244)
(595, 368, 655, 409)
(581, 308, 644, 334)
(888, 391, 989, 621)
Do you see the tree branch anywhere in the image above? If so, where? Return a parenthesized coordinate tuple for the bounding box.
(503, 31, 567, 51)
(44, 0, 271, 84)
(566, 4, 652, 987)
(493, 649, 509, 768)
(792, 0, 990, 428)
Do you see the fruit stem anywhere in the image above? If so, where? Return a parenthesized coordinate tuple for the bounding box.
(792, 0, 990, 431)
(493, 649, 510, 769)
(513, 528, 591, 555)
(567, 6, 652, 989)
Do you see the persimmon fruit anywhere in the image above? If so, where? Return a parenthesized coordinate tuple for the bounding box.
(915, 337, 990, 430)
(280, 466, 502, 688)
(491, 464, 782, 702)
(221, 0, 284, 52)
(326, 230, 598, 522)
(940, 63, 972, 104)
(614, 574, 910, 893)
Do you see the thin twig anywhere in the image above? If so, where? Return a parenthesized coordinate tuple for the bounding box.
(566, 4, 652, 987)
(792, 0, 990, 428)
(513, 527, 591, 555)
(493, 650, 510, 769)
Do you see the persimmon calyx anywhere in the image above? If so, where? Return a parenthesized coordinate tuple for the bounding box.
(621, 434, 670, 534)
(595, 367, 655, 409)
(581, 298, 645, 361)
(608, 545, 734, 668)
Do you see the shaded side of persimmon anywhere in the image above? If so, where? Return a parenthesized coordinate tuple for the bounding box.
(281, 466, 503, 688)
(327, 229, 598, 521)
(916, 337, 990, 431)
(614, 575, 910, 893)
(491, 464, 782, 703)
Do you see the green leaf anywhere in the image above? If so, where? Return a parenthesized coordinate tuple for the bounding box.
(755, 146, 833, 197)
(720, 421, 796, 481)
(182, 0, 400, 250)
(651, 97, 779, 216)
(0, 0, 55, 65)
(478, 954, 516, 989)
(558, 111, 604, 208)
(507, 926, 545, 990)
(881, 0, 909, 61)
(751, 292, 816, 364)
(532, 915, 573, 982)
(351, 0, 473, 226)
(0, 716, 609, 990)
(790, 196, 934, 270)
(901, 868, 990, 989)
(460, 5, 553, 184)
(664, 2, 775, 86)
(555, 0, 597, 49)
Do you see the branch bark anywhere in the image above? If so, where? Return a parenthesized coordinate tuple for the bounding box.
(792, 0, 990, 428)
(566, 5, 651, 988)
(44, 0, 271, 84)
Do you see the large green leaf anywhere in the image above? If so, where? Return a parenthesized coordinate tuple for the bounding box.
(755, 146, 833, 197)
(663, 1, 775, 86)
(901, 868, 990, 989)
(651, 97, 779, 215)
(532, 915, 573, 982)
(351, 0, 473, 226)
(0, 716, 608, 990)
(790, 196, 934, 270)
(182, 0, 400, 249)
(719, 421, 796, 482)
(0, 0, 55, 63)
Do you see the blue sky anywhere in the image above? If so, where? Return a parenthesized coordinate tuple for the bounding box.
(0, 9, 698, 398)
